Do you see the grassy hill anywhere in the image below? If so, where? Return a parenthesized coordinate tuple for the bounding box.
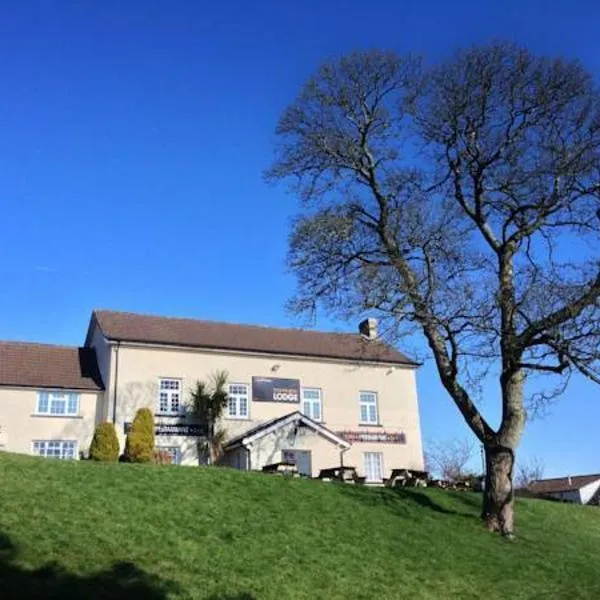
(0, 453, 599, 599)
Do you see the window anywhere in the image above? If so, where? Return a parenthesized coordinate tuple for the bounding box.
(364, 452, 384, 482)
(359, 392, 379, 424)
(302, 388, 322, 421)
(36, 392, 79, 416)
(158, 446, 180, 465)
(227, 384, 249, 418)
(33, 440, 77, 460)
(158, 379, 181, 415)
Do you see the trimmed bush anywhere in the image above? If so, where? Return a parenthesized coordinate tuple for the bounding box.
(124, 408, 155, 463)
(89, 422, 119, 461)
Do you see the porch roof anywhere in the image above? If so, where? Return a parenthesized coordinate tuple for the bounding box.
(224, 411, 351, 450)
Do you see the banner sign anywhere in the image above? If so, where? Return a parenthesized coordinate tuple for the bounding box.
(336, 431, 406, 444)
(252, 377, 300, 403)
(124, 422, 207, 437)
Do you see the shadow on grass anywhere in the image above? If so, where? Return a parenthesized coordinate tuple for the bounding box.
(334, 484, 478, 519)
(0, 532, 178, 599)
(204, 594, 257, 599)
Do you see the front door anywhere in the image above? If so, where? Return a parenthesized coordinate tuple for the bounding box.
(282, 449, 312, 477)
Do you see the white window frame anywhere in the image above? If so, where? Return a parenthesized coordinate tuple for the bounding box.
(301, 387, 323, 422)
(157, 446, 180, 465)
(364, 452, 384, 482)
(359, 391, 379, 425)
(157, 378, 182, 415)
(227, 383, 250, 419)
(32, 440, 78, 460)
(36, 391, 80, 417)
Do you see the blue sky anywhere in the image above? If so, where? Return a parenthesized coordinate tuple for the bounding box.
(0, 1, 598, 476)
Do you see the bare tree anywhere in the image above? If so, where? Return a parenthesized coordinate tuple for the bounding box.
(267, 44, 600, 537)
(515, 457, 545, 490)
(425, 439, 475, 482)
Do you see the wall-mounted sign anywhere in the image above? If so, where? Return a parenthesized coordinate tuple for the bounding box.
(336, 431, 406, 444)
(124, 422, 207, 437)
(252, 377, 300, 403)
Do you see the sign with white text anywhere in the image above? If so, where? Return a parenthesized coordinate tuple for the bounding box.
(124, 422, 207, 437)
(252, 377, 301, 403)
(336, 431, 406, 444)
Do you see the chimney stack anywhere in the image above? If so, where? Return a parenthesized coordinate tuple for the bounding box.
(359, 318, 378, 340)
(568, 475, 572, 486)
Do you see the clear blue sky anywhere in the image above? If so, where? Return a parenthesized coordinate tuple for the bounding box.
(0, 1, 598, 476)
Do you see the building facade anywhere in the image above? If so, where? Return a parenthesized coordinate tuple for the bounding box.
(0, 310, 425, 482)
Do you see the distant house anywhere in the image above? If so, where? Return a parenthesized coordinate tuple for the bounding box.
(529, 474, 600, 505)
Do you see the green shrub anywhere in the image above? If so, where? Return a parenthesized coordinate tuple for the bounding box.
(89, 422, 119, 461)
(124, 431, 154, 463)
(124, 408, 155, 463)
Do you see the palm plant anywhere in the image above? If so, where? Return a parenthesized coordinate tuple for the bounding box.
(188, 370, 229, 465)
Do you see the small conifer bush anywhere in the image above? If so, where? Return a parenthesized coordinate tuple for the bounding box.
(89, 422, 119, 461)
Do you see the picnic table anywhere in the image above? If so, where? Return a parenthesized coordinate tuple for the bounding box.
(386, 468, 429, 488)
(262, 461, 299, 476)
(318, 466, 365, 484)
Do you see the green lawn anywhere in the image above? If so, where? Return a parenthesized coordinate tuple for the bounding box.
(0, 453, 599, 599)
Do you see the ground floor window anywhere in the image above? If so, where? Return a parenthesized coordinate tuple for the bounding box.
(32, 440, 77, 460)
(157, 446, 180, 465)
(364, 452, 384, 482)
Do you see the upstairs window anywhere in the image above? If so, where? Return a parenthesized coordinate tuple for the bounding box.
(227, 384, 249, 418)
(359, 391, 379, 424)
(36, 392, 80, 416)
(302, 388, 322, 422)
(158, 379, 181, 415)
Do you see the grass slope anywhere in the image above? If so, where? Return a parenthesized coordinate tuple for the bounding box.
(0, 453, 599, 599)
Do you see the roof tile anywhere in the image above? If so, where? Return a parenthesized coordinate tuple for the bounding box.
(92, 310, 416, 365)
(0, 342, 104, 391)
(529, 474, 600, 494)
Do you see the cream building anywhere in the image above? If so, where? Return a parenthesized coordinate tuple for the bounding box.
(0, 310, 425, 482)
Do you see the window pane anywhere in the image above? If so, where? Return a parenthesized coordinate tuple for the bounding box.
(37, 393, 49, 413)
(369, 405, 378, 423)
(67, 394, 79, 415)
(50, 397, 66, 415)
(228, 397, 237, 416)
(360, 405, 369, 423)
(239, 397, 248, 417)
(313, 403, 321, 421)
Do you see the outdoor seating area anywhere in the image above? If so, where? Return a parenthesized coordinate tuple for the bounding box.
(318, 465, 366, 485)
(261, 461, 301, 477)
(385, 468, 429, 488)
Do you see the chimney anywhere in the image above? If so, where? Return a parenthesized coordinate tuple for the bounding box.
(359, 318, 378, 340)
(568, 475, 572, 486)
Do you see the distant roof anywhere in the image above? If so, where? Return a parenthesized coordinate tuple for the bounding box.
(89, 310, 417, 366)
(0, 342, 104, 391)
(529, 474, 600, 494)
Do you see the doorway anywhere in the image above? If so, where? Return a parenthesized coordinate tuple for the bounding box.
(282, 449, 312, 477)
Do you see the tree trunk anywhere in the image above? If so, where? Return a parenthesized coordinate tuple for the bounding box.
(481, 445, 516, 537)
